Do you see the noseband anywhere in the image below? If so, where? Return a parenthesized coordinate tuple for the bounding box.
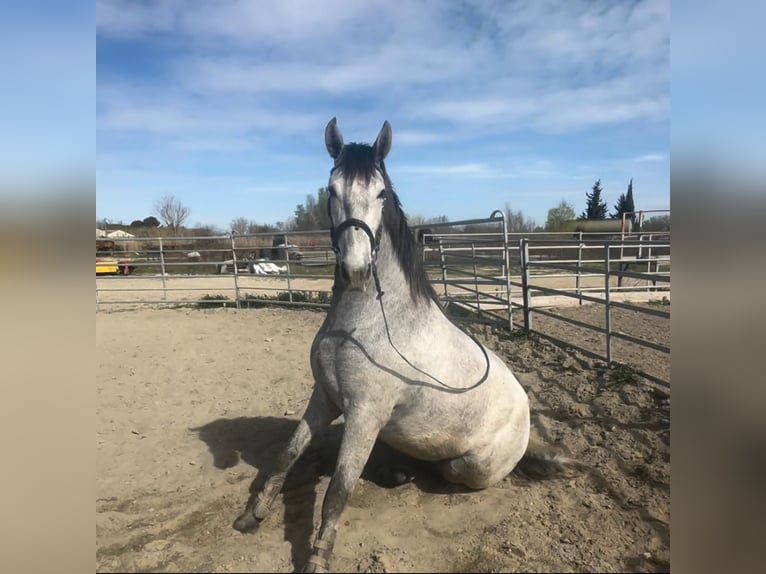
(328, 201, 384, 297)
(330, 217, 380, 263)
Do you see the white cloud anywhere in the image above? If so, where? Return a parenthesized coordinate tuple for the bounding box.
(97, 0, 670, 164)
(398, 163, 504, 178)
(632, 153, 667, 163)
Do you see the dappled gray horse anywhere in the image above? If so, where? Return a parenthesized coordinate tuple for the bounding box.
(233, 118, 566, 572)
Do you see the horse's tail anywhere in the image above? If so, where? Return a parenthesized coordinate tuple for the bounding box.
(513, 439, 591, 480)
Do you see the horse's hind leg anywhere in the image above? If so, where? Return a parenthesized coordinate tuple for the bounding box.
(303, 411, 385, 573)
(233, 386, 340, 532)
(440, 419, 529, 490)
(439, 451, 496, 490)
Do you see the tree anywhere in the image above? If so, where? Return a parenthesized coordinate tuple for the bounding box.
(130, 219, 144, 227)
(247, 221, 278, 234)
(230, 216, 250, 235)
(407, 214, 449, 227)
(155, 194, 190, 233)
(292, 188, 331, 230)
(579, 179, 608, 220)
(642, 214, 670, 231)
(504, 204, 536, 233)
(611, 178, 636, 223)
(545, 199, 576, 231)
(142, 216, 160, 227)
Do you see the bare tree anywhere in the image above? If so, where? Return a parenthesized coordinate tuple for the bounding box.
(155, 194, 190, 233)
(230, 216, 250, 235)
(504, 204, 536, 233)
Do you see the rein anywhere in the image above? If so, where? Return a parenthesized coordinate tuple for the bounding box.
(329, 211, 491, 393)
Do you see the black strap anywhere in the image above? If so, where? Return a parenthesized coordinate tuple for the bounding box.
(331, 218, 379, 259)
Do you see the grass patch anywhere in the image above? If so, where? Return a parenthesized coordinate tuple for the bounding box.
(608, 362, 639, 385)
(188, 291, 334, 310)
(195, 294, 237, 309)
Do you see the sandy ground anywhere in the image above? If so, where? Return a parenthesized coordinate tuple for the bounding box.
(96, 305, 670, 573)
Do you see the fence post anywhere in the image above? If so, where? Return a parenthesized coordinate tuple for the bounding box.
(604, 242, 612, 366)
(520, 238, 531, 332)
(471, 242, 481, 318)
(646, 233, 653, 292)
(491, 208, 512, 331)
(159, 236, 167, 301)
(230, 232, 241, 309)
(438, 238, 449, 300)
(284, 237, 294, 303)
(576, 231, 583, 305)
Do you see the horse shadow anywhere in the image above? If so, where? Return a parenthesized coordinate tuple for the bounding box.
(193, 416, 474, 570)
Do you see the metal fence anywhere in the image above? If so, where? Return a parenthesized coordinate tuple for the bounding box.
(516, 235, 671, 386)
(96, 211, 670, 385)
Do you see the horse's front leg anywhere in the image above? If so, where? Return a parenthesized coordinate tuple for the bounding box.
(234, 386, 340, 532)
(303, 411, 385, 573)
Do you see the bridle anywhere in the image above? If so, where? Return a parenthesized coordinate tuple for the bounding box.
(327, 172, 385, 298)
(326, 173, 491, 394)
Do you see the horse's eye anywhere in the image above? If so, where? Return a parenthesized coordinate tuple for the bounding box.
(328, 186, 337, 198)
(377, 189, 386, 199)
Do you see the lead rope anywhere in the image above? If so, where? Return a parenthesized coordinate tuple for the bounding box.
(330, 212, 490, 393)
(370, 259, 491, 393)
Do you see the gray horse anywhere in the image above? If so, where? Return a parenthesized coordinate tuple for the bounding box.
(233, 118, 578, 572)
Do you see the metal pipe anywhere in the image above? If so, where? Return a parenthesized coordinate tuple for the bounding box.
(230, 233, 241, 309)
(159, 236, 167, 301)
(604, 243, 612, 366)
(521, 238, 531, 332)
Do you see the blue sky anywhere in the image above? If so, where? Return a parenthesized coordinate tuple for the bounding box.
(96, 0, 669, 229)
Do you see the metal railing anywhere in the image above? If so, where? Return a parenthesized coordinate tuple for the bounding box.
(517, 236, 670, 387)
(95, 229, 337, 309)
(96, 213, 671, 385)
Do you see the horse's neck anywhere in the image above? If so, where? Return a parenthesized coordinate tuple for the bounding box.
(378, 234, 420, 299)
(333, 232, 431, 320)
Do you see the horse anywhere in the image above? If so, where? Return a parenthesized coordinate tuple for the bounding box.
(232, 118, 580, 572)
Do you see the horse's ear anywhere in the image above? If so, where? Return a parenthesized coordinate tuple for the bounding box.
(325, 117, 344, 159)
(373, 120, 392, 164)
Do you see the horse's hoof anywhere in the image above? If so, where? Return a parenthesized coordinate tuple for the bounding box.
(232, 509, 260, 533)
(377, 463, 416, 487)
(302, 556, 329, 573)
(253, 497, 272, 520)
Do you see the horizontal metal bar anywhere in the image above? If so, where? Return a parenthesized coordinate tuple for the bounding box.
(610, 299, 671, 319)
(432, 276, 507, 286)
(411, 215, 504, 228)
(96, 298, 331, 309)
(527, 261, 671, 283)
(531, 307, 608, 335)
(524, 284, 607, 305)
(609, 268, 671, 283)
(96, 287, 238, 293)
(610, 331, 670, 354)
(436, 281, 508, 299)
(528, 331, 670, 389)
(438, 268, 506, 283)
(523, 257, 670, 265)
(526, 239, 671, 247)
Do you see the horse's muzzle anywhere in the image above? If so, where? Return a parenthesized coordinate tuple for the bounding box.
(341, 261, 372, 291)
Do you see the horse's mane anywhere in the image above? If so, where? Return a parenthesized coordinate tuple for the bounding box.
(333, 143, 441, 306)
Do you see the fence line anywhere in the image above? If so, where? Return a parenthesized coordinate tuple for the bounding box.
(96, 212, 670, 385)
(518, 236, 670, 387)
